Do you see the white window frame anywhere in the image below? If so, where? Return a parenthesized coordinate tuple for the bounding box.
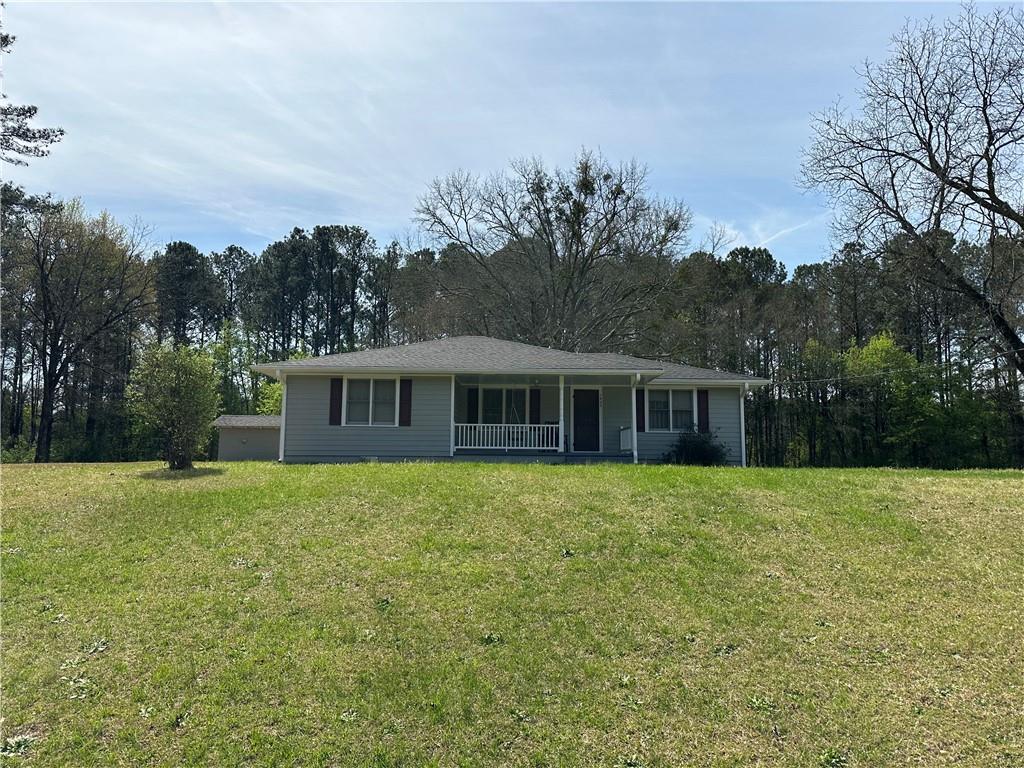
(645, 388, 672, 432)
(341, 377, 399, 427)
(645, 387, 697, 432)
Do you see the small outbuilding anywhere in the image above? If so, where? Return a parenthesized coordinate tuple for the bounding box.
(213, 415, 280, 461)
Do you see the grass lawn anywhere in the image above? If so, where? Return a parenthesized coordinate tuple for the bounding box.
(2, 462, 1022, 767)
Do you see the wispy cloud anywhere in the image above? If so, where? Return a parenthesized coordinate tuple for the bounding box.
(5, 2, 966, 262)
(751, 210, 833, 248)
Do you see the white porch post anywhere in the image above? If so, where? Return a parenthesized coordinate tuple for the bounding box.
(558, 375, 565, 453)
(449, 375, 456, 457)
(630, 376, 638, 464)
(277, 371, 286, 463)
(740, 383, 748, 467)
(691, 389, 698, 432)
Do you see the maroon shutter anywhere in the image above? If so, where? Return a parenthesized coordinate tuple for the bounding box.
(398, 379, 413, 426)
(329, 378, 343, 425)
(466, 387, 479, 424)
(635, 387, 645, 432)
(529, 388, 541, 424)
(697, 389, 709, 433)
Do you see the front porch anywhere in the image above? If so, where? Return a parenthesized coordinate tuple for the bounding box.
(449, 374, 638, 460)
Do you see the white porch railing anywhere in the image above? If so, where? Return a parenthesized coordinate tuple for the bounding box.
(455, 423, 560, 450)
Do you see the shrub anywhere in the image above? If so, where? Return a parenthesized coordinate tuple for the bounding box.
(663, 431, 728, 466)
(127, 344, 219, 470)
(0, 438, 35, 464)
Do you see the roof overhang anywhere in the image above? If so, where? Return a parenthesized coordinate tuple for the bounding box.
(652, 379, 771, 387)
(251, 365, 665, 381)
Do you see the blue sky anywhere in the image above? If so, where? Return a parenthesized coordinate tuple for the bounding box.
(5, 1, 977, 271)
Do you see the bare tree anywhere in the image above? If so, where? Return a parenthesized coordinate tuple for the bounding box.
(698, 221, 737, 258)
(415, 150, 692, 351)
(803, 5, 1024, 374)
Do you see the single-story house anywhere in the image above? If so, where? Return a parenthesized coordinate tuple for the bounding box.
(215, 336, 769, 464)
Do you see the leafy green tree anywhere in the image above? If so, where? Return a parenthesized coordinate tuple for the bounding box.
(211, 319, 256, 415)
(152, 241, 224, 345)
(253, 349, 311, 415)
(127, 344, 219, 470)
(311, 225, 374, 353)
(796, 339, 845, 466)
(2, 199, 151, 462)
(363, 241, 401, 348)
(844, 333, 935, 465)
(240, 229, 314, 359)
(211, 245, 255, 322)
(0, 31, 64, 165)
(1, 184, 53, 445)
(255, 380, 282, 416)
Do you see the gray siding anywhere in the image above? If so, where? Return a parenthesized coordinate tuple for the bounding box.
(708, 388, 743, 464)
(598, 386, 632, 455)
(636, 387, 743, 465)
(218, 427, 279, 461)
(636, 430, 680, 463)
(282, 376, 746, 465)
(284, 375, 452, 461)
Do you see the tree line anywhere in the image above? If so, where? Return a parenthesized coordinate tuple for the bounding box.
(1, 5, 1021, 467)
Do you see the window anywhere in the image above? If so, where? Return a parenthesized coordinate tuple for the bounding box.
(344, 379, 397, 426)
(671, 391, 693, 431)
(477, 387, 530, 424)
(345, 380, 371, 425)
(372, 379, 396, 425)
(648, 389, 670, 430)
(482, 389, 503, 424)
(647, 388, 694, 431)
(504, 389, 526, 424)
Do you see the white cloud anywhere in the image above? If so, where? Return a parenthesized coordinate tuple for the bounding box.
(4, 1, 965, 259)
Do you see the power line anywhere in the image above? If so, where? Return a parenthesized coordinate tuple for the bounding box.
(763, 347, 1024, 387)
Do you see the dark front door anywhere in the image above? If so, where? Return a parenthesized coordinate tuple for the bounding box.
(573, 389, 600, 452)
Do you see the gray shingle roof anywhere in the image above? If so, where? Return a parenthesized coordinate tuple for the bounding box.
(253, 336, 663, 376)
(579, 352, 765, 382)
(654, 361, 768, 383)
(252, 335, 769, 384)
(212, 415, 281, 429)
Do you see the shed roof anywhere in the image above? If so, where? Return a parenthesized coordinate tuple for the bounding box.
(212, 415, 281, 429)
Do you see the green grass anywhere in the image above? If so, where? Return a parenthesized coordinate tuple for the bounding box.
(2, 462, 1023, 767)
